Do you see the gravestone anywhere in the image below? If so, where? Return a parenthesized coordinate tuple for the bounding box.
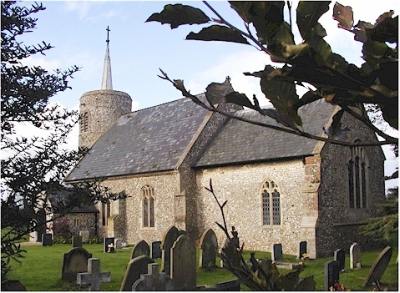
(363, 246, 393, 288)
(334, 249, 345, 272)
(131, 240, 150, 259)
(324, 260, 339, 291)
(171, 234, 196, 290)
(271, 243, 283, 262)
(132, 263, 174, 291)
(104, 237, 114, 253)
(350, 243, 361, 269)
(61, 247, 92, 282)
(79, 230, 90, 243)
(298, 241, 307, 259)
(151, 241, 162, 259)
(42, 233, 53, 246)
(77, 258, 111, 291)
(72, 235, 82, 248)
(120, 255, 154, 291)
(161, 226, 183, 275)
(115, 239, 123, 249)
(199, 229, 218, 270)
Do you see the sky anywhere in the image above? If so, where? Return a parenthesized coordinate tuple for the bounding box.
(17, 0, 399, 190)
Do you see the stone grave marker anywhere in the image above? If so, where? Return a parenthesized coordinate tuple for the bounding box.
(161, 226, 184, 275)
(79, 230, 90, 243)
(132, 263, 174, 291)
(298, 241, 307, 259)
(199, 229, 218, 270)
(131, 240, 150, 259)
(171, 234, 196, 290)
(115, 239, 123, 249)
(271, 243, 283, 262)
(324, 260, 339, 291)
(42, 233, 53, 246)
(72, 235, 82, 248)
(363, 246, 393, 288)
(77, 258, 111, 291)
(151, 241, 162, 259)
(104, 237, 115, 253)
(61, 247, 92, 282)
(334, 249, 345, 272)
(120, 255, 154, 291)
(350, 242, 361, 269)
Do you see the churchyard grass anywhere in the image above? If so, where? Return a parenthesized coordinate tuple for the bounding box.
(8, 244, 398, 291)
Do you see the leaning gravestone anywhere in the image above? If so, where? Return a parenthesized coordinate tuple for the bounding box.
(79, 230, 90, 243)
(42, 233, 53, 246)
(131, 240, 150, 259)
(199, 228, 218, 270)
(334, 249, 345, 272)
(271, 243, 283, 262)
(77, 258, 111, 291)
(161, 226, 183, 275)
(324, 260, 339, 291)
(61, 247, 92, 282)
(120, 255, 154, 291)
(298, 241, 307, 259)
(151, 241, 162, 259)
(132, 263, 174, 291)
(171, 234, 196, 290)
(72, 235, 82, 248)
(350, 243, 361, 269)
(104, 237, 115, 253)
(363, 246, 393, 288)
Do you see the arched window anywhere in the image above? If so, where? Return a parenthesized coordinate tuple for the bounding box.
(262, 181, 281, 226)
(142, 185, 155, 227)
(81, 112, 89, 132)
(348, 142, 368, 209)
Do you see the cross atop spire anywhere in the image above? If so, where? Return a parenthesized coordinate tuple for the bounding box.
(101, 26, 113, 90)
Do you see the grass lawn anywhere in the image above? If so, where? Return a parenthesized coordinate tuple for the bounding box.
(7, 244, 398, 291)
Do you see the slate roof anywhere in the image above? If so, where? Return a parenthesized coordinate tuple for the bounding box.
(194, 99, 337, 168)
(66, 97, 209, 181)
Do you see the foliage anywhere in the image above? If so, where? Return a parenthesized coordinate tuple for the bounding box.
(1, 1, 126, 281)
(147, 1, 398, 147)
(52, 218, 72, 244)
(205, 179, 315, 290)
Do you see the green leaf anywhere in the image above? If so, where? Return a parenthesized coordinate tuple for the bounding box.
(205, 77, 234, 105)
(186, 25, 249, 44)
(333, 2, 354, 30)
(225, 92, 254, 109)
(146, 4, 210, 29)
(370, 15, 398, 43)
(296, 1, 330, 40)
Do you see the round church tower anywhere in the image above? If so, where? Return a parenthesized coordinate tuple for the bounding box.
(79, 27, 132, 149)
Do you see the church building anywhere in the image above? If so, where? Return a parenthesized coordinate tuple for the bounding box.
(65, 33, 385, 258)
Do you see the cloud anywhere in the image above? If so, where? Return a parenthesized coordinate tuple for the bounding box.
(22, 56, 62, 71)
(64, 1, 94, 21)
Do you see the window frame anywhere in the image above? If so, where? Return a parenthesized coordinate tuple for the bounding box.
(141, 185, 155, 228)
(261, 180, 281, 226)
(348, 141, 368, 209)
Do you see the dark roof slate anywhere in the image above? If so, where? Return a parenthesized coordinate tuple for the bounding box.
(194, 99, 337, 167)
(66, 97, 209, 181)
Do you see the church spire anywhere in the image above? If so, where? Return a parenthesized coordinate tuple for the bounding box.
(101, 26, 113, 90)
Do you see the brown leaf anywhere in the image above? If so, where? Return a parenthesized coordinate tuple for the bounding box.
(333, 2, 354, 30)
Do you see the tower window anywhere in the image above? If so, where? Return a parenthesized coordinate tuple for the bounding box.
(142, 185, 155, 228)
(81, 112, 89, 132)
(262, 181, 281, 226)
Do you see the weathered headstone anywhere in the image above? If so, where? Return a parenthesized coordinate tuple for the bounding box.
(61, 247, 92, 282)
(79, 230, 90, 243)
(42, 233, 53, 246)
(104, 237, 114, 253)
(199, 229, 218, 270)
(271, 243, 283, 262)
(324, 260, 339, 291)
(115, 239, 123, 249)
(72, 235, 82, 248)
(77, 258, 111, 291)
(132, 263, 174, 291)
(171, 234, 196, 290)
(131, 240, 150, 259)
(120, 255, 154, 291)
(364, 246, 393, 288)
(298, 241, 307, 259)
(161, 226, 183, 275)
(334, 249, 345, 272)
(151, 241, 162, 259)
(350, 243, 361, 269)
